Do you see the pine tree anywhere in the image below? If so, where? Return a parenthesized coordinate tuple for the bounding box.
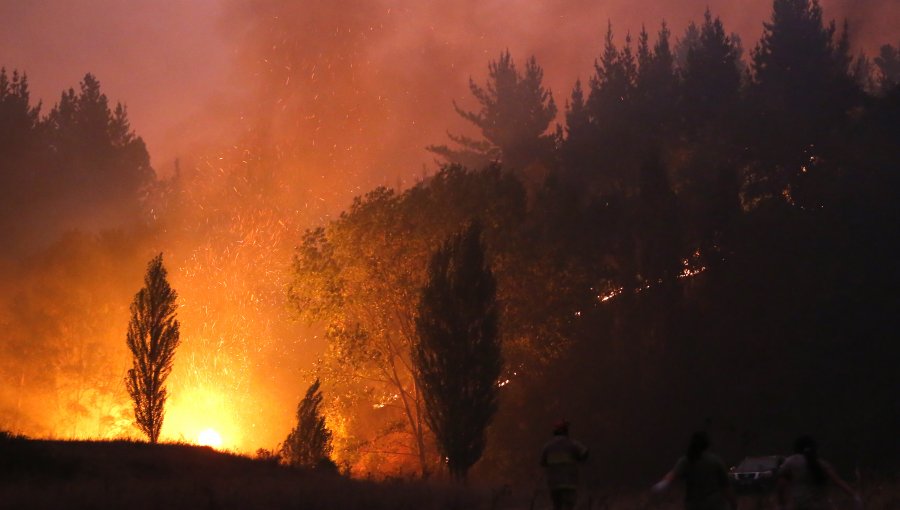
(0, 68, 40, 162)
(281, 378, 334, 469)
(874, 43, 900, 93)
(674, 21, 701, 73)
(414, 221, 501, 482)
(635, 22, 678, 137)
(125, 254, 180, 444)
(752, 0, 851, 96)
(588, 22, 636, 122)
(0, 68, 42, 229)
(682, 9, 742, 132)
(561, 79, 595, 184)
(581, 22, 641, 193)
(46, 73, 152, 213)
(565, 80, 589, 139)
(749, 0, 856, 178)
(428, 51, 557, 173)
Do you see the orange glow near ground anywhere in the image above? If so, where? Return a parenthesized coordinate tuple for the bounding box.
(198, 428, 223, 449)
(162, 385, 243, 451)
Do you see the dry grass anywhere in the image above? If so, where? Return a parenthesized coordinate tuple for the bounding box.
(1, 436, 897, 510)
(0, 437, 488, 510)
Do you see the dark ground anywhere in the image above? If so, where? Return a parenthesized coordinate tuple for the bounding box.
(1, 436, 897, 509)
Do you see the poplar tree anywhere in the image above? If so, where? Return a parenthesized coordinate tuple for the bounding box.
(414, 221, 501, 481)
(125, 253, 180, 444)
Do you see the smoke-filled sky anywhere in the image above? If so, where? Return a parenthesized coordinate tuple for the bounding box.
(1, 0, 899, 454)
(2, 0, 897, 187)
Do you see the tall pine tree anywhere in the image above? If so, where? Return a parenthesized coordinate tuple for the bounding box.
(125, 253, 180, 444)
(682, 9, 742, 134)
(749, 0, 856, 200)
(581, 22, 641, 193)
(414, 221, 501, 482)
(635, 22, 678, 138)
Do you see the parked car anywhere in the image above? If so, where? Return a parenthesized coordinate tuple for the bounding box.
(729, 455, 785, 490)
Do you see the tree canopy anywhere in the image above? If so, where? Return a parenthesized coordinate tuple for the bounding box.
(414, 221, 501, 481)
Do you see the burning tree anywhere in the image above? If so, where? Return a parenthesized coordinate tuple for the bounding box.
(125, 253, 180, 443)
(414, 221, 501, 481)
(288, 166, 532, 477)
(281, 378, 333, 469)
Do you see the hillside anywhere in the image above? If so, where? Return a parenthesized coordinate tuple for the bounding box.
(0, 436, 486, 510)
(2, 435, 898, 509)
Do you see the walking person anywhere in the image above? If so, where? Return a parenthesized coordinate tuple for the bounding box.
(776, 435, 862, 510)
(652, 431, 737, 510)
(540, 420, 589, 510)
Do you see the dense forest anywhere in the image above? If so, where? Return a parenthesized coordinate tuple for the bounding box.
(1, 0, 899, 484)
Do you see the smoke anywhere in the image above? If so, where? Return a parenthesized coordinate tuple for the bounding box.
(217, 0, 900, 204)
(0, 0, 898, 457)
(824, 0, 900, 49)
(3, 0, 896, 198)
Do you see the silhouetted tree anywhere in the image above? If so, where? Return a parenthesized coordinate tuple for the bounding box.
(674, 9, 743, 262)
(874, 43, 900, 93)
(125, 254, 180, 444)
(0, 69, 43, 247)
(748, 0, 856, 200)
(414, 221, 501, 481)
(45, 74, 152, 218)
(851, 52, 877, 94)
(288, 165, 526, 476)
(752, 0, 853, 95)
(564, 80, 590, 144)
(0, 69, 40, 165)
(281, 378, 334, 469)
(590, 23, 637, 111)
(0, 71, 155, 255)
(635, 22, 678, 138)
(428, 51, 557, 178)
(577, 23, 640, 192)
(560, 78, 601, 191)
(674, 21, 701, 73)
(682, 9, 742, 133)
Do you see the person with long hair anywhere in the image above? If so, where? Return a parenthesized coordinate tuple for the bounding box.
(776, 435, 862, 510)
(652, 431, 737, 510)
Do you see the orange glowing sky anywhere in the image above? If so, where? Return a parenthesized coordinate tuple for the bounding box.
(1, 0, 898, 457)
(1, 0, 897, 182)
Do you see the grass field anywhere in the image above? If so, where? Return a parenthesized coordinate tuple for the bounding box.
(1, 436, 897, 509)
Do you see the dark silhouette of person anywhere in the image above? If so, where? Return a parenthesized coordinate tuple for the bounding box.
(652, 431, 737, 510)
(776, 435, 862, 510)
(540, 420, 589, 510)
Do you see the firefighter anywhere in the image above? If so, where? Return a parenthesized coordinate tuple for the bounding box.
(540, 420, 589, 510)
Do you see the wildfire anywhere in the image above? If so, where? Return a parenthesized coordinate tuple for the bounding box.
(162, 384, 242, 451)
(198, 428, 223, 449)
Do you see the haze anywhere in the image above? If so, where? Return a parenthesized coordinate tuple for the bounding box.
(2, 0, 896, 187)
(1, 0, 898, 460)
